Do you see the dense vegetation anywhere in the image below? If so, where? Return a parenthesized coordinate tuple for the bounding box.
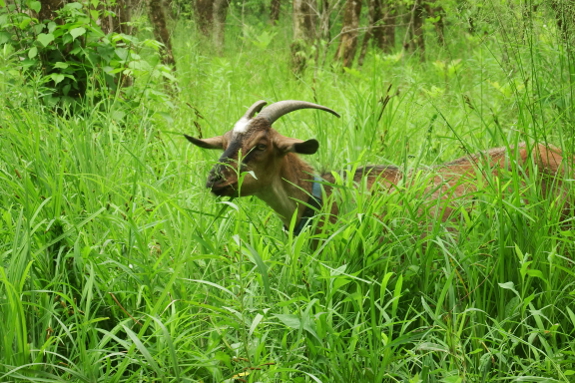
(1, 1, 575, 382)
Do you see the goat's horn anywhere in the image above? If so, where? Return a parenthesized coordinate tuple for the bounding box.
(257, 100, 340, 124)
(243, 100, 268, 120)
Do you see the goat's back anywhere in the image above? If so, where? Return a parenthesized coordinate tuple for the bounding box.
(320, 143, 571, 221)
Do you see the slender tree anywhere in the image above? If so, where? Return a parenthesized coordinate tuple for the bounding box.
(335, 0, 362, 68)
(358, 0, 377, 66)
(317, 0, 332, 42)
(192, 0, 229, 54)
(413, 0, 425, 53)
(38, 0, 65, 22)
(370, 0, 384, 49)
(99, 0, 134, 35)
(194, 0, 213, 37)
(148, 0, 176, 68)
(212, 0, 230, 53)
(379, 0, 395, 52)
(358, 0, 397, 65)
(270, 0, 281, 25)
(291, 0, 316, 75)
(425, 1, 445, 46)
(404, 0, 425, 58)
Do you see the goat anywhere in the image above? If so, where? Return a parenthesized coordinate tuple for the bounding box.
(185, 100, 570, 234)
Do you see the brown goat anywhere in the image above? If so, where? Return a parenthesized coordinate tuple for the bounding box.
(186, 100, 570, 234)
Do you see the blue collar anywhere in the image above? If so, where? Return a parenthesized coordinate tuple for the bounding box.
(292, 175, 323, 235)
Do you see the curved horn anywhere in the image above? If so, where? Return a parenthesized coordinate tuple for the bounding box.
(242, 100, 268, 120)
(256, 100, 340, 125)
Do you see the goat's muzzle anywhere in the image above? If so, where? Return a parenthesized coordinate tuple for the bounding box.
(206, 166, 237, 197)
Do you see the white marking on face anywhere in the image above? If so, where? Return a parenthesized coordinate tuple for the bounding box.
(233, 117, 250, 134)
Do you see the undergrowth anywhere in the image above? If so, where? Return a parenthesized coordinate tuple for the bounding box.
(1, 1, 575, 382)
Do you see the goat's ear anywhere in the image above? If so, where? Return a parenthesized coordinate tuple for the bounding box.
(184, 134, 224, 150)
(275, 137, 319, 155)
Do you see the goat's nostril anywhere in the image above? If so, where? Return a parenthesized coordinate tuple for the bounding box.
(207, 168, 224, 187)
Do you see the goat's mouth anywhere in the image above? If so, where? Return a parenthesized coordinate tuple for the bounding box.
(209, 182, 237, 197)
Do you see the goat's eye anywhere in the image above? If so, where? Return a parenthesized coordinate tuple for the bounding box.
(255, 144, 267, 151)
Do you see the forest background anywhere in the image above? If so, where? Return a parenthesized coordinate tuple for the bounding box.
(1, 0, 575, 382)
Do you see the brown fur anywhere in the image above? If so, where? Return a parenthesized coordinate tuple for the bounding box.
(319, 143, 569, 222)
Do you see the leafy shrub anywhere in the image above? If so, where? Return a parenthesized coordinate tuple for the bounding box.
(0, 0, 176, 108)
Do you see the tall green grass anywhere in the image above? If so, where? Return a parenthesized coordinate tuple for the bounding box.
(1, 3, 575, 382)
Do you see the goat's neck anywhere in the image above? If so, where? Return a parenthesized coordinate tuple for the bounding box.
(255, 154, 316, 227)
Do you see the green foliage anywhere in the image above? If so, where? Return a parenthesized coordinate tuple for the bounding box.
(0, 0, 174, 108)
(1, 1, 575, 382)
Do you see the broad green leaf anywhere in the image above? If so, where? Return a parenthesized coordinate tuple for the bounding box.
(498, 281, 517, 293)
(54, 62, 69, 69)
(63, 2, 82, 10)
(20, 59, 37, 69)
(29, 1, 41, 13)
(0, 0, 6, 8)
(115, 48, 128, 60)
(37, 33, 54, 47)
(28, 47, 37, 59)
(526, 269, 546, 281)
(111, 110, 126, 121)
(160, 71, 176, 82)
(274, 314, 301, 329)
(214, 351, 232, 369)
(18, 17, 31, 30)
(504, 296, 520, 318)
(129, 60, 151, 71)
(443, 376, 462, 383)
(50, 73, 65, 85)
(69, 27, 86, 40)
(32, 23, 44, 34)
(0, 32, 9, 45)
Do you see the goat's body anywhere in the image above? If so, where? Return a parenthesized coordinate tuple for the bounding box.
(307, 143, 570, 225)
(187, 100, 571, 234)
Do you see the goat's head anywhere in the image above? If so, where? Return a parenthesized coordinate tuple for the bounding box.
(185, 100, 340, 197)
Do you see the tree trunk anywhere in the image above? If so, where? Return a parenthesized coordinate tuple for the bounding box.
(99, 1, 114, 34)
(194, 0, 213, 37)
(293, 0, 316, 41)
(425, 1, 445, 46)
(380, 0, 395, 52)
(291, 0, 316, 76)
(412, 0, 425, 53)
(335, 0, 362, 68)
(116, 0, 134, 35)
(213, 0, 229, 53)
(318, 0, 331, 41)
(93, 0, 135, 86)
(371, 0, 384, 50)
(404, 0, 425, 58)
(38, 0, 65, 22)
(270, 0, 281, 25)
(99, 0, 134, 35)
(148, 0, 176, 69)
(358, 0, 376, 66)
(434, 7, 445, 46)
